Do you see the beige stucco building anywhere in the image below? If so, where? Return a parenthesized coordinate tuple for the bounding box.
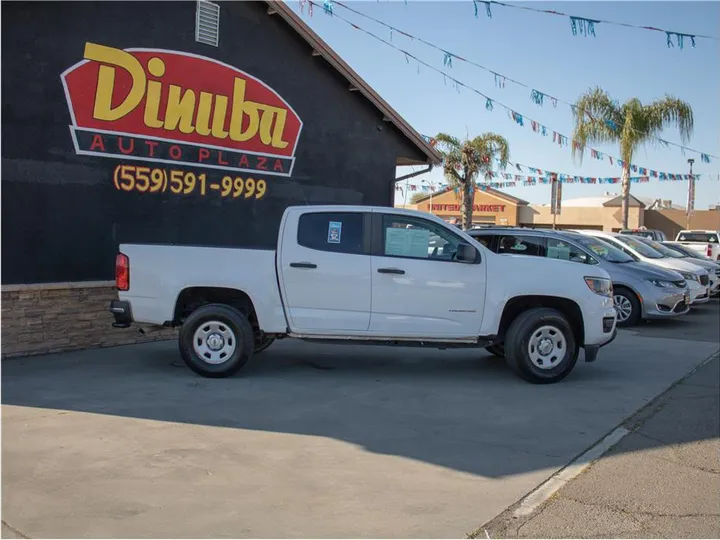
(401, 187, 719, 236)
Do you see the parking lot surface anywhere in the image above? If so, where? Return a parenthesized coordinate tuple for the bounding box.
(2, 300, 719, 538)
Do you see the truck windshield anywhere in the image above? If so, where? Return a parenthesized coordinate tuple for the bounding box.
(614, 235, 664, 259)
(572, 236, 635, 263)
(677, 232, 719, 243)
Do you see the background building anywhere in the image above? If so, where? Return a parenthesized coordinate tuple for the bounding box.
(403, 187, 719, 236)
(1, 0, 440, 357)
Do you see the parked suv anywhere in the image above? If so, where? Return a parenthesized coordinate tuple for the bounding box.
(466, 227, 690, 328)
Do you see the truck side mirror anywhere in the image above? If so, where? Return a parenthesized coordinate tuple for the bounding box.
(456, 242, 477, 263)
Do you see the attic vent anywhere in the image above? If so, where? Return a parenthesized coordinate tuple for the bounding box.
(195, 0, 220, 47)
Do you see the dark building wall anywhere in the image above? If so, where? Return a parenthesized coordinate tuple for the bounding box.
(1, 1, 425, 285)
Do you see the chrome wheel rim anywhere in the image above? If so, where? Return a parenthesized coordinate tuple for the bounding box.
(613, 295, 632, 322)
(193, 320, 236, 364)
(528, 325, 566, 370)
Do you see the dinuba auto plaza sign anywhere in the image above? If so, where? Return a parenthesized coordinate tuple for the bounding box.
(428, 204, 506, 213)
(61, 43, 303, 177)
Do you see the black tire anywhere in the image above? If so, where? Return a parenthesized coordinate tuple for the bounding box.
(178, 303, 255, 378)
(613, 287, 641, 327)
(504, 307, 578, 384)
(254, 335, 275, 354)
(485, 343, 505, 357)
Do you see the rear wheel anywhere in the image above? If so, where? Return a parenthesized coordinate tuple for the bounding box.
(179, 303, 254, 378)
(613, 287, 641, 327)
(504, 307, 578, 384)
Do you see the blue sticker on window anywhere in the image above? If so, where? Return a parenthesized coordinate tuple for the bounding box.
(327, 221, 342, 244)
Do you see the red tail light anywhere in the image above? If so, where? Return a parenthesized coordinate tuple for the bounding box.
(707, 245, 713, 257)
(115, 253, 129, 291)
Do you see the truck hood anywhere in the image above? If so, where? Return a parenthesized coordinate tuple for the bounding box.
(486, 251, 611, 282)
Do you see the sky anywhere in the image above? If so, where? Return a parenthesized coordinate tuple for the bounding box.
(286, 0, 720, 209)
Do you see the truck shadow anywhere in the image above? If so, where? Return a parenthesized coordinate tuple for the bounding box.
(3, 328, 718, 480)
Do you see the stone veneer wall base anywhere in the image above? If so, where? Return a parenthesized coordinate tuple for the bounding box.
(2, 282, 177, 358)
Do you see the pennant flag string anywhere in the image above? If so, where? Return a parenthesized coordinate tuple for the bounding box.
(304, 0, 719, 162)
(388, 0, 717, 45)
(416, 141, 715, 188)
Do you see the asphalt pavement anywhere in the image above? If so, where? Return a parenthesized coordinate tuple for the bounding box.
(2, 299, 719, 538)
(480, 353, 720, 539)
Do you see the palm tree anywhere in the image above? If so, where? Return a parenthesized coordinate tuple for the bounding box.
(434, 132, 510, 230)
(572, 87, 694, 229)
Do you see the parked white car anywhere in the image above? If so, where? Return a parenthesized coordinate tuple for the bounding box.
(571, 230, 711, 305)
(110, 206, 618, 384)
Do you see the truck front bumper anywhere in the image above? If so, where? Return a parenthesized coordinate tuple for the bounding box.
(109, 299, 133, 328)
(583, 309, 618, 363)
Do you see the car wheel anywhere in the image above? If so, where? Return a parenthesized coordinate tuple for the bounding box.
(179, 303, 255, 378)
(254, 335, 275, 354)
(613, 287, 641, 327)
(504, 307, 579, 384)
(485, 343, 505, 358)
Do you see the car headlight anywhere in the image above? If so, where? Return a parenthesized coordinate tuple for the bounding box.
(679, 271, 698, 282)
(585, 276, 613, 297)
(648, 279, 676, 288)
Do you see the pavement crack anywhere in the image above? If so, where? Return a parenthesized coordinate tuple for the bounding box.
(562, 496, 720, 519)
(2, 520, 30, 539)
(634, 433, 720, 474)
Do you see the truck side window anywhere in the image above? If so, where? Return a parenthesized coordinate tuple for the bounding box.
(381, 215, 461, 261)
(497, 235, 546, 257)
(297, 212, 365, 255)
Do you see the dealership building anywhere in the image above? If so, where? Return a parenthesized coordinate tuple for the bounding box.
(1, 0, 441, 357)
(407, 187, 719, 236)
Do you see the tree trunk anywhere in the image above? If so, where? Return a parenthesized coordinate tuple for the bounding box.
(620, 165, 630, 229)
(462, 179, 473, 230)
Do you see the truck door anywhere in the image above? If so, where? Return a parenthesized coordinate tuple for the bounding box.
(278, 210, 372, 333)
(368, 212, 487, 339)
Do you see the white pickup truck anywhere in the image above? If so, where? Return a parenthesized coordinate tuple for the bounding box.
(670, 230, 720, 261)
(109, 206, 617, 384)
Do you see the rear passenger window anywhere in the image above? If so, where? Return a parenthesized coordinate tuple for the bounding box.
(497, 235, 546, 257)
(297, 212, 365, 255)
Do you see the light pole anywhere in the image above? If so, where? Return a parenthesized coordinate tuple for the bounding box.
(687, 158, 695, 229)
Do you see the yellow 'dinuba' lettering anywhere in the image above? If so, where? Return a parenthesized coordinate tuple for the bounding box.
(144, 80, 164, 128)
(83, 43, 291, 148)
(164, 85, 196, 134)
(229, 79, 260, 143)
(84, 42, 146, 122)
(143, 57, 166, 128)
(195, 92, 214, 136)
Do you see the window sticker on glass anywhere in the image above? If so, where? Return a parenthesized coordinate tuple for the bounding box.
(327, 221, 342, 244)
(589, 244, 608, 257)
(548, 243, 571, 260)
(385, 227, 430, 258)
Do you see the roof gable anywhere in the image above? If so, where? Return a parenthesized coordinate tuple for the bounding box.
(603, 194, 646, 208)
(266, 1, 441, 166)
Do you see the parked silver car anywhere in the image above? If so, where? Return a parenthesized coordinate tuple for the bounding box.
(467, 227, 691, 328)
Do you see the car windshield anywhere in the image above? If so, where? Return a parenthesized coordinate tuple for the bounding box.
(571, 235, 634, 263)
(677, 232, 719, 243)
(661, 244, 690, 257)
(643, 239, 685, 258)
(614, 234, 664, 259)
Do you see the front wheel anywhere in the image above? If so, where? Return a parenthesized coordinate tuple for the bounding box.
(504, 307, 578, 384)
(613, 288, 641, 327)
(179, 303, 255, 378)
(485, 343, 505, 358)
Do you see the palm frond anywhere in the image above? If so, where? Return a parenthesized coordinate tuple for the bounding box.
(572, 87, 622, 163)
(645, 95, 694, 144)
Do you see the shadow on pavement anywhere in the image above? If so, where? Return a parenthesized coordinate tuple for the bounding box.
(2, 299, 719, 480)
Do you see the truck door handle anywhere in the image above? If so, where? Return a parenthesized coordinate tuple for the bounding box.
(289, 262, 317, 269)
(377, 267, 405, 274)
